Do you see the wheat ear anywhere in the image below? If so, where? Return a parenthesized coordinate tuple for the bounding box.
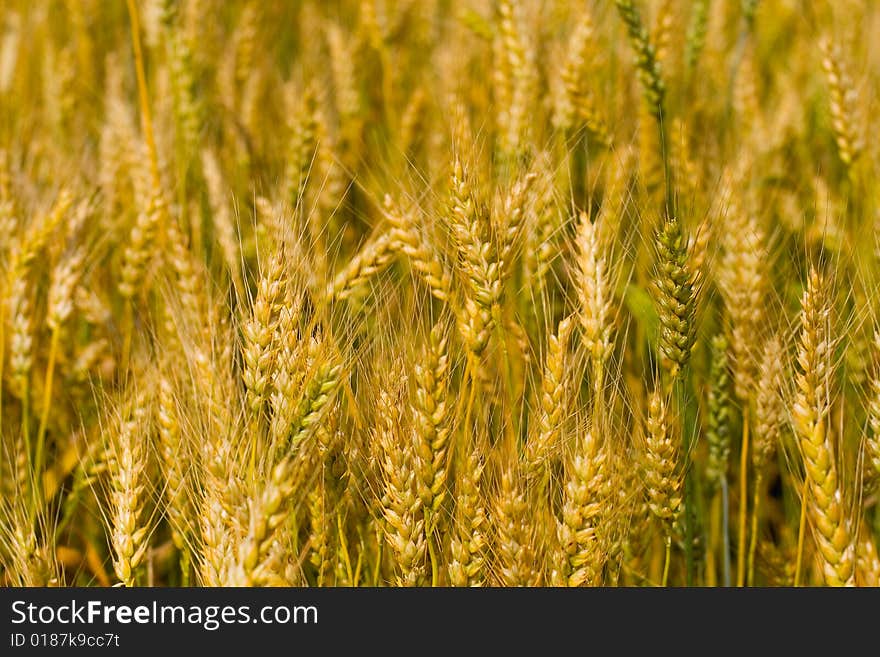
(557, 427, 610, 586)
(643, 389, 681, 584)
(377, 380, 427, 586)
(526, 315, 574, 475)
(654, 214, 699, 381)
(792, 269, 854, 586)
(109, 395, 150, 587)
(448, 441, 487, 587)
(494, 468, 540, 586)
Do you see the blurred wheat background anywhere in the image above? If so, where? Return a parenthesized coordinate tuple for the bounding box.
(1, 0, 879, 587)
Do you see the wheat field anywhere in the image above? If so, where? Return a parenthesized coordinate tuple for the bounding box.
(1, 0, 878, 588)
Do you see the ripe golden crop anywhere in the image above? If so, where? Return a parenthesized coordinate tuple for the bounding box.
(1, 0, 878, 588)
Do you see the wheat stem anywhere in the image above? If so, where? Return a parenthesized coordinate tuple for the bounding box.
(720, 475, 731, 587)
(737, 406, 749, 586)
(125, 0, 161, 194)
(746, 471, 762, 586)
(661, 536, 671, 586)
(794, 483, 808, 587)
(33, 326, 60, 505)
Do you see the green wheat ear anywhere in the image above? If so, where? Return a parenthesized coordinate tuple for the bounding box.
(615, 0, 666, 120)
(705, 334, 732, 491)
(654, 214, 698, 382)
